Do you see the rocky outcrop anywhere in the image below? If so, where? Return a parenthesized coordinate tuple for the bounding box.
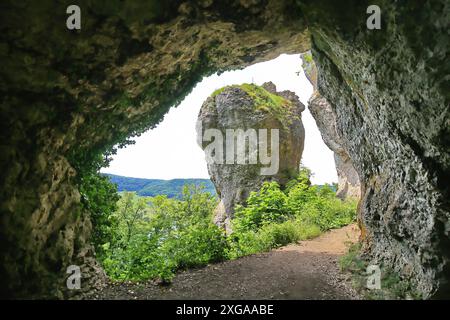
(0, 0, 310, 298)
(301, 52, 361, 200)
(0, 0, 448, 298)
(196, 83, 305, 231)
(303, 2, 449, 298)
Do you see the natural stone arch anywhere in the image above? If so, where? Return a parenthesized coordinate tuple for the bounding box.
(0, 0, 448, 298)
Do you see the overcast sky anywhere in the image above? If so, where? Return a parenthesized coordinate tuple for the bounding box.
(101, 54, 338, 185)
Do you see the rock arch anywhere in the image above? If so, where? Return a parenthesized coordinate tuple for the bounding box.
(0, 0, 448, 298)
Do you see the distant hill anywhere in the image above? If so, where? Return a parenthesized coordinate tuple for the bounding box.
(103, 173, 216, 198)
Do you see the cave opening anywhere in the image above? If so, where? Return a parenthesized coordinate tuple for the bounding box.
(1, 0, 447, 300)
(102, 54, 336, 185)
(95, 53, 359, 289)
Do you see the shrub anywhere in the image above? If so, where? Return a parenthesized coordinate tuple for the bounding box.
(296, 197, 357, 231)
(99, 167, 357, 284)
(227, 219, 321, 259)
(162, 223, 228, 269)
(286, 170, 357, 231)
(233, 182, 290, 232)
(228, 169, 356, 260)
(100, 184, 227, 282)
(259, 220, 321, 248)
(79, 172, 120, 257)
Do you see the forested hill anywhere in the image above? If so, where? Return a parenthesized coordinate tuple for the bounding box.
(103, 173, 216, 198)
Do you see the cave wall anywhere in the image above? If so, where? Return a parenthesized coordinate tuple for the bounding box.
(0, 0, 309, 298)
(0, 0, 448, 298)
(301, 0, 449, 297)
(301, 51, 361, 200)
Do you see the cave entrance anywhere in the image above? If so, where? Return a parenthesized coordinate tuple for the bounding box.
(94, 54, 357, 288)
(1, 0, 446, 300)
(102, 54, 336, 186)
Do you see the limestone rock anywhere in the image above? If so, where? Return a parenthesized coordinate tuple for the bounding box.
(0, 1, 310, 298)
(196, 82, 305, 231)
(301, 52, 361, 200)
(303, 1, 449, 297)
(0, 0, 448, 298)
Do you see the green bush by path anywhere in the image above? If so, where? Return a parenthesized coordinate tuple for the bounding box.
(227, 219, 321, 259)
(100, 185, 228, 282)
(96, 167, 357, 283)
(228, 168, 357, 259)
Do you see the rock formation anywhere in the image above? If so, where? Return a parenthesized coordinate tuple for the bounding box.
(301, 52, 361, 199)
(0, 1, 448, 298)
(196, 82, 305, 231)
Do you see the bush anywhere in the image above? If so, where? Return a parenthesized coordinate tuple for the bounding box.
(79, 172, 120, 257)
(296, 197, 357, 231)
(100, 185, 228, 282)
(228, 169, 356, 260)
(99, 167, 357, 284)
(233, 182, 290, 232)
(287, 171, 357, 231)
(227, 219, 321, 259)
(165, 223, 228, 269)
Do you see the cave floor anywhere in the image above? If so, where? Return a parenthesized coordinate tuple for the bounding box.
(92, 224, 361, 300)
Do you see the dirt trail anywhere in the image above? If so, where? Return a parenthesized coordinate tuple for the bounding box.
(95, 224, 360, 300)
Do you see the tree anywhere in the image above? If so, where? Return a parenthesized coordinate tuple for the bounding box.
(79, 172, 119, 256)
(116, 192, 148, 245)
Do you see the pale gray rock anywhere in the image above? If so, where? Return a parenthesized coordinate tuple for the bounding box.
(196, 82, 305, 231)
(301, 52, 361, 200)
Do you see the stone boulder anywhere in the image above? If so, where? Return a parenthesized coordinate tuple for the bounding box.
(196, 82, 305, 231)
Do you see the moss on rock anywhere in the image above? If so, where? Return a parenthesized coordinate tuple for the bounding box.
(212, 83, 297, 126)
(198, 82, 305, 231)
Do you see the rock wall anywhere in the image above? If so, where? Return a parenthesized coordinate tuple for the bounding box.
(0, 0, 309, 298)
(301, 52, 361, 200)
(196, 82, 305, 231)
(302, 0, 449, 297)
(0, 0, 448, 298)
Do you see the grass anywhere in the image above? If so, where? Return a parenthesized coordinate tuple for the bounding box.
(211, 83, 298, 127)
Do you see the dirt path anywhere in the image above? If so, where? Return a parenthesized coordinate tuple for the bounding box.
(94, 224, 360, 300)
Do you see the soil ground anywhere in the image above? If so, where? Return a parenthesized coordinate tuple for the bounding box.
(94, 224, 361, 300)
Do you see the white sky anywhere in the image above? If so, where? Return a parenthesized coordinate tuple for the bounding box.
(101, 54, 338, 185)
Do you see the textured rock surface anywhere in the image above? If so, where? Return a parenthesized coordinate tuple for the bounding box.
(196, 83, 305, 231)
(301, 52, 361, 199)
(0, 0, 448, 298)
(0, 0, 309, 298)
(303, 1, 449, 298)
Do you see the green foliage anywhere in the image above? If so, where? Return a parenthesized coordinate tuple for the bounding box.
(79, 172, 120, 256)
(100, 185, 227, 282)
(286, 168, 356, 231)
(339, 243, 366, 272)
(227, 220, 321, 259)
(293, 195, 357, 231)
(104, 173, 216, 198)
(239, 83, 290, 111)
(114, 192, 149, 245)
(97, 166, 357, 285)
(233, 182, 290, 232)
(285, 166, 312, 192)
(228, 168, 357, 259)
